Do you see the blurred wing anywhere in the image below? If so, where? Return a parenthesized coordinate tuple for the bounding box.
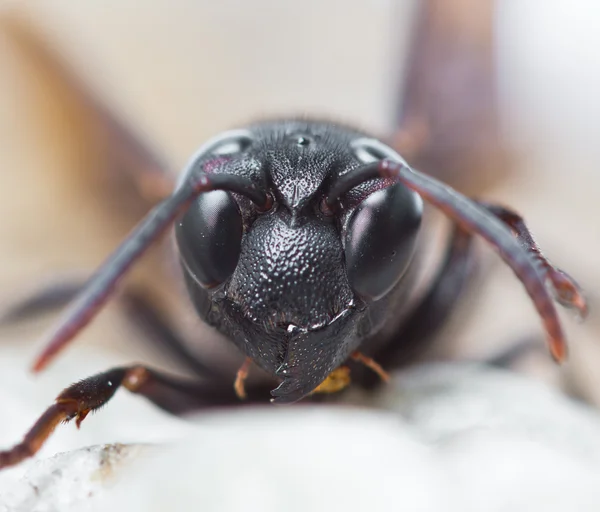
(0, 11, 175, 211)
(392, 0, 511, 194)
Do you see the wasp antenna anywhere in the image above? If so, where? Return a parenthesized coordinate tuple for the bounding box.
(383, 160, 568, 362)
(331, 160, 568, 363)
(32, 173, 267, 372)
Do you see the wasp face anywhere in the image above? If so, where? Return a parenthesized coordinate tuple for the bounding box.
(176, 120, 422, 402)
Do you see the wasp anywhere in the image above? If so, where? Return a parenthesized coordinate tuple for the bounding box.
(0, 2, 588, 469)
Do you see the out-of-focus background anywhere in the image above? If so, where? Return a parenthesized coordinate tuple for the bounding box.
(0, 0, 599, 486)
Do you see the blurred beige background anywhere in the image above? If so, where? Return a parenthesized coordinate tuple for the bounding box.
(0, 0, 599, 416)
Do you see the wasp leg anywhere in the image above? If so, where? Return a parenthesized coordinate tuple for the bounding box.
(233, 357, 252, 400)
(483, 335, 545, 369)
(121, 293, 225, 380)
(0, 365, 272, 470)
(0, 282, 225, 381)
(478, 201, 587, 318)
(0, 275, 87, 324)
(351, 352, 390, 383)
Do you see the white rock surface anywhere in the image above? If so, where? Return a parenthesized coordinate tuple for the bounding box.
(0, 444, 146, 512)
(2, 363, 600, 512)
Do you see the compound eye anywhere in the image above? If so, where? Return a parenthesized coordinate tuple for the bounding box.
(176, 190, 243, 289)
(176, 129, 254, 189)
(345, 181, 423, 302)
